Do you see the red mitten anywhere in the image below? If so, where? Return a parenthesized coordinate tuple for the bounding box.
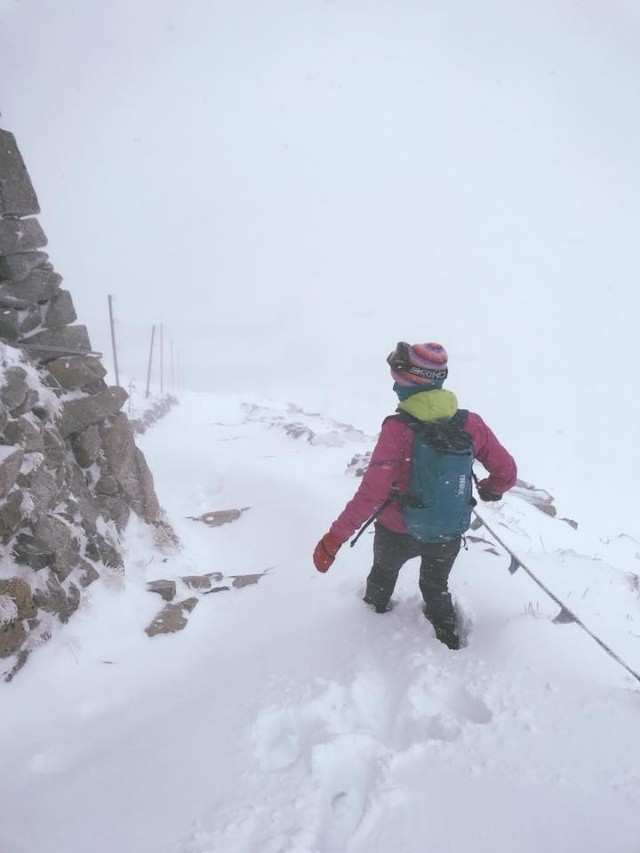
(476, 478, 502, 502)
(313, 532, 343, 573)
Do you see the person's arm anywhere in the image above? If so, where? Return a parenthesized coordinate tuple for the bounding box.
(313, 418, 406, 572)
(465, 411, 517, 499)
(330, 417, 405, 540)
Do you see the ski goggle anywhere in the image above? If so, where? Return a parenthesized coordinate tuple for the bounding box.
(386, 341, 448, 381)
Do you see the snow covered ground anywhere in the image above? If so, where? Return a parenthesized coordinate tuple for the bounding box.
(1, 389, 639, 853)
(2, 0, 640, 849)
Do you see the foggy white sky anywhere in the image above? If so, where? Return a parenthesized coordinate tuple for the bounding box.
(2, 0, 640, 529)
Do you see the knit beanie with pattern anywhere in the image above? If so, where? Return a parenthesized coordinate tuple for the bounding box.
(387, 341, 449, 388)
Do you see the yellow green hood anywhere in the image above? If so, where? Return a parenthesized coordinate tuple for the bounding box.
(397, 388, 458, 422)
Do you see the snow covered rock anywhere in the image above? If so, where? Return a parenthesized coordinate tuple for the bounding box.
(0, 127, 171, 679)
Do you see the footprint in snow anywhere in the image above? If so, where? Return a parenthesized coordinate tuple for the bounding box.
(253, 709, 301, 770)
(398, 674, 493, 746)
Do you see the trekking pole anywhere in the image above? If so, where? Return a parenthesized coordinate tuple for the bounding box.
(472, 506, 640, 687)
(350, 492, 397, 548)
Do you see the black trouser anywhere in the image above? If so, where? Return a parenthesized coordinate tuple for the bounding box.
(364, 522, 461, 629)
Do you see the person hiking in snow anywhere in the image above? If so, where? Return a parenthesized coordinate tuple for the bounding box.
(312, 341, 517, 649)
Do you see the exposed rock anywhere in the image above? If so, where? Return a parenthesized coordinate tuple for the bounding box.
(230, 572, 267, 589)
(0, 128, 167, 676)
(0, 268, 61, 305)
(187, 507, 249, 526)
(0, 621, 27, 658)
(70, 424, 101, 467)
(95, 474, 119, 496)
(96, 493, 131, 530)
(57, 385, 128, 437)
(145, 597, 199, 637)
(10, 387, 39, 417)
(0, 364, 28, 410)
(0, 308, 21, 339)
(42, 425, 66, 468)
(33, 515, 79, 582)
(0, 250, 50, 281)
(0, 446, 24, 499)
(181, 571, 225, 590)
(0, 577, 37, 619)
(0, 129, 40, 216)
(20, 324, 91, 361)
(147, 579, 177, 602)
(25, 461, 61, 513)
(77, 560, 100, 588)
(32, 572, 81, 623)
(43, 289, 76, 328)
(19, 305, 43, 336)
(0, 489, 23, 538)
(0, 216, 47, 256)
(85, 531, 123, 569)
(100, 413, 160, 522)
(3, 415, 45, 452)
(48, 356, 107, 391)
(12, 532, 53, 570)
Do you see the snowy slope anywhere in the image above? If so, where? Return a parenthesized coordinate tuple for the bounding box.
(1, 391, 638, 853)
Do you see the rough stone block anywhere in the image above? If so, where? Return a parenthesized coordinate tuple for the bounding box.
(0, 217, 47, 255)
(70, 424, 101, 467)
(0, 130, 40, 216)
(145, 597, 198, 637)
(0, 489, 23, 539)
(0, 448, 25, 500)
(181, 572, 224, 590)
(0, 364, 28, 411)
(0, 268, 61, 306)
(84, 531, 123, 569)
(100, 412, 160, 522)
(43, 289, 77, 328)
(48, 355, 107, 391)
(26, 463, 61, 513)
(0, 621, 26, 658)
(19, 306, 43, 336)
(0, 250, 50, 281)
(10, 387, 40, 417)
(0, 307, 21, 339)
(96, 493, 131, 531)
(3, 416, 45, 452)
(147, 579, 177, 602)
(58, 385, 128, 437)
(0, 578, 37, 619)
(12, 532, 53, 569)
(19, 324, 91, 361)
(0, 286, 29, 310)
(32, 571, 80, 623)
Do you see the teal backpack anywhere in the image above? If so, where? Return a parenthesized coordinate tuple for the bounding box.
(394, 409, 475, 542)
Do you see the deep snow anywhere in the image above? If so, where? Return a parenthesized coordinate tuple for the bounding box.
(1, 389, 639, 853)
(1, 0, 640, 850)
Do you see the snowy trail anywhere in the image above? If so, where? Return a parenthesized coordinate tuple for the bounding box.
(1, 392, 639, 853)
(145, 394, 640, 853)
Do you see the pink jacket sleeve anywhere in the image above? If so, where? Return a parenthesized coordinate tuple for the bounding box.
(464, 411, 517, 495)
(329, 417, 408, 543)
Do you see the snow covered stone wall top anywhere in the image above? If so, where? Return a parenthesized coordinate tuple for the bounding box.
(0, 127, 166, 680)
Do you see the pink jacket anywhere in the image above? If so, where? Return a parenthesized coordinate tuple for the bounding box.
(330, 410, 517, 542)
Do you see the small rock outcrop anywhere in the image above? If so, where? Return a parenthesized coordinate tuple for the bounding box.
(0, 127, 171, 679)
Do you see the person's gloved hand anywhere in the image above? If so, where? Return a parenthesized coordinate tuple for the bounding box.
(476, 479, 502, 502)
(313, 532, 343, 573)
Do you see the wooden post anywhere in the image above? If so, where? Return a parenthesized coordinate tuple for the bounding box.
(145, 324, 156, 399)
(170, 339, 175, 393)
(160, 323, 164, 395)
(108, 294, 120, 387)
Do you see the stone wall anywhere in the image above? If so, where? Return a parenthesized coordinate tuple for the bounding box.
(0, 128, 170, 680)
